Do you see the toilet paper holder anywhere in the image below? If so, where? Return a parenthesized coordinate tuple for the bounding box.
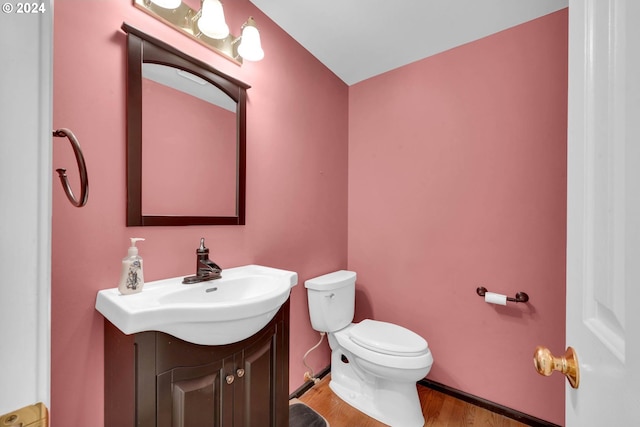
(476, 286, 529, 303)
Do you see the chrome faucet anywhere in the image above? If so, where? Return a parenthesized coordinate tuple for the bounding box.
(182, 238, 222, 284)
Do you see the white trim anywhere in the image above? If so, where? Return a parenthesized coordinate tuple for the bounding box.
(0, 0, 52, 413)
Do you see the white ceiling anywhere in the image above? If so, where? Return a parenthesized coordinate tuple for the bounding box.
(249, 0, 568, 85)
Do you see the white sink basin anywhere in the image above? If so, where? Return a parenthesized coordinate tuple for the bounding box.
(95, 264, 298, 345)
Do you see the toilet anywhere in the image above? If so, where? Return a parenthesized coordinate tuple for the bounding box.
(305, 270, 433, 427)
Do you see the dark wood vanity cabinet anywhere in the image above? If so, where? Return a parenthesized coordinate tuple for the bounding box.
(105, 300, 290, 427)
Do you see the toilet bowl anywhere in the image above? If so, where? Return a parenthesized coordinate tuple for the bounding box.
(305, 271, 433, 427)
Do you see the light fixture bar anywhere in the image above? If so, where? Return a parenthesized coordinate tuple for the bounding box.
(134, 0, 242, 65)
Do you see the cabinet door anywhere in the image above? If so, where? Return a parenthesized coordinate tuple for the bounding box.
(235, 323, 284, 427)
(157, 356, 233, 427)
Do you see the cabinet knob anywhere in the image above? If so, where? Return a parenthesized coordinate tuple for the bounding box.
(225, 374, 234, 384)
(236, 368, 245, 378)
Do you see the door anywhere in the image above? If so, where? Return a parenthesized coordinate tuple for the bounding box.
(236, 325, 278, 427)
(234, 317, 289, 427)
(156, 356, 231, 427)
(0, 0, 52, 416)
(564, 0, 640, 425)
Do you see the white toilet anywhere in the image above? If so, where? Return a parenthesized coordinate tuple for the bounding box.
(305, 270, 433, 427)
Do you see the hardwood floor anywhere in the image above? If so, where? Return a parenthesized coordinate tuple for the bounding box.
(298, 374, 529, 427)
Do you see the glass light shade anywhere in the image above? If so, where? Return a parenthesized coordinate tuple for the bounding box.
(149, 0, 182, 9)
(197, 0, 230, 40)
(237, 24, 264, 61)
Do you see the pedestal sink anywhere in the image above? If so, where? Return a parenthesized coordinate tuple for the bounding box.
(95, 264, 298, 345)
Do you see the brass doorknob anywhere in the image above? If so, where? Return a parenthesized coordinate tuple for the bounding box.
(533, 346, 580, 389)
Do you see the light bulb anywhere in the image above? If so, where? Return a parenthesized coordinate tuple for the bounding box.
(237, 18, 264, 61)
(197, 0, 230, 40)
(149, 0, 182, 9)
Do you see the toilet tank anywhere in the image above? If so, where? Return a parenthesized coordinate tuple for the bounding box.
(305, 270, 356, 333)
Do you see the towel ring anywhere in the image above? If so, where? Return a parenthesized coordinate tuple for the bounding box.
(53, 128, 89, 207)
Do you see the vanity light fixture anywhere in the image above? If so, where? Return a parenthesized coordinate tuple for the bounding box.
(135, 0, 264, 65)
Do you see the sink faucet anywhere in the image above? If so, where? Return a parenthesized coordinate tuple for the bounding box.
(183, 238, 222, 284)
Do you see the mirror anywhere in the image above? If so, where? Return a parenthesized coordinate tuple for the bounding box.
(123, 22, 250, 226)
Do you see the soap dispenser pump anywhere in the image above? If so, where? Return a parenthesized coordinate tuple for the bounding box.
(118, 237, 145, 295)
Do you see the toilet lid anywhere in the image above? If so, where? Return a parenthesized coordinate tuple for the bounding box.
(349, 319, 428, 356)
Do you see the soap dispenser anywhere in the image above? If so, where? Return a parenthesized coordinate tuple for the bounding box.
(118, 238, 145, 295)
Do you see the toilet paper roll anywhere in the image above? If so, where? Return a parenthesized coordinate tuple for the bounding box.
(485, 291, 507, 306)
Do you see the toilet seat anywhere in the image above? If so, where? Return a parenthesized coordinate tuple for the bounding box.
(334, 322, 433, 370)
(349, 319, 428, 356)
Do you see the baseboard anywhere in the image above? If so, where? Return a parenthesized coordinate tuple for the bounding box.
(419, 378, 561, 427)
(289, 365, 331, 400)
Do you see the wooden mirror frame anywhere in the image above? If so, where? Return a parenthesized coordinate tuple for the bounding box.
(122, 22, 250, 226)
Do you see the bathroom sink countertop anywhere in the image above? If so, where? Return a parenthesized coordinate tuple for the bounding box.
(95, 264, 298, 345)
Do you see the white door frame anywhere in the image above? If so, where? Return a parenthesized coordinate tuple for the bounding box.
(0, 1, 53, 414)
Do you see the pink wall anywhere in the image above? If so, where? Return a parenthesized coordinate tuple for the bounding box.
(52, 1, 346, 425)
(348, 9, 567, 425)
